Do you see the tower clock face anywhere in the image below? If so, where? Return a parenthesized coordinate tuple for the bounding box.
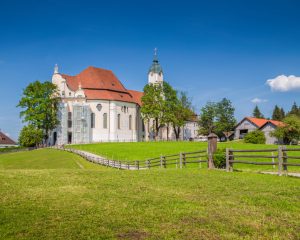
(96, 104, 102, 111)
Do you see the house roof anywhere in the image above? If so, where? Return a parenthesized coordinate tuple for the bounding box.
(236, 117, 284, 129)
(260, 120, 285, 129)
(61, 66, 143, 106)
(0, 132, 17, 145)
(246, 117, 269, 128)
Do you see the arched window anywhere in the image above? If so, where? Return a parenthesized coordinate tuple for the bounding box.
(91, 113, 95, 128)
(117, 114, 121, 129)
(103, 113, 107, 129)
(129, 115, 132, 130)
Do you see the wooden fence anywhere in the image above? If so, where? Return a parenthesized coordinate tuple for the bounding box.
(145, 150, 207, 169)
(226, 146, 300, 175)
(61, 147, 208, 170)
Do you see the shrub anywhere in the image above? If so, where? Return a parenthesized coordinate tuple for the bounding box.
(244, 130, 266, 144)
(19, 125, 43, 147)
(213, 149, 226, 169)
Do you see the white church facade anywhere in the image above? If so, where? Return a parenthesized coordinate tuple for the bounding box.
(49, 54, 199, 145)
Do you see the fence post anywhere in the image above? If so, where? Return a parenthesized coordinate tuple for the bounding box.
(163, 156, 166, 168)
(179, 152, 183, 169)
(160, 155, 163, 168)
(282, 146, 288, 175)
(278, 146, 283, 176)
(207, 133, 217, 169)
(226, 148, 230, 172)
(135, 161, 139, 170)
(147, 160, 150, 169)
(183, 153, 186, 168)
(271, 152, 275, 169)
(119, 161, 122, 170)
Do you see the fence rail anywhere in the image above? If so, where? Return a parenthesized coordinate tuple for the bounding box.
(57, 147, 208, 170)
(226, 146, 300, 176)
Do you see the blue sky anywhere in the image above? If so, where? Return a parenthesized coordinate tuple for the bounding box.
(1, 0, 300, 140)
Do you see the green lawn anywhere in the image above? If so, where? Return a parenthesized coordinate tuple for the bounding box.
(0, 148, 299, 239)
(0, 149, 103, 170)
(69, 141, 300, 172)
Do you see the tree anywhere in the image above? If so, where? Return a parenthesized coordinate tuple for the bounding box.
(244, 130, 266, 144)
(287, 102, 300, 117)
(272, 105, 284, 121)
(271, 115, 300, 144)
(18, 81, 60, 144)
(198, 98, 236, 140)
(18, 125, 43, 147)
(215, 98, 236, 141)
(171, 92, 194, 140)
(162, 82, 178, 140)
(141, 82, 178, 140)
(253, 105, 264, 118)
(198, 102, 217, 136)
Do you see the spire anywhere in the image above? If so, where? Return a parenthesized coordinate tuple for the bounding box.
(149, 48, 163, 74)
(54, 64, 59, 74)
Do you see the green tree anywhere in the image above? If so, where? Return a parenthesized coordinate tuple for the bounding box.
(244, 130, 266, 144)
(162, 82, 178, 140)
(271, 115, 300, 144)
(198, 102, 217, 135)
(253, 105, 264, 118)
(215, 98, 236, 141)
(287, 102, 300, 117)
(18, 125, 43, 147)
(171, 92, 194, 140)
(280, 108, 285, 120)
(18, 81, 60, 144)
(272, 105, 284, 121)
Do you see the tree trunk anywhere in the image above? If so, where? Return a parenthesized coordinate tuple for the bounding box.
(166, 124, 169, 141)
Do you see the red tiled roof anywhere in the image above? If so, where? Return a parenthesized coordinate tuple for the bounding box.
(61, 66, 143, 105)
(0, 132, 16, 145)
(246, 117, 269, 128)
(128, 90, 144, 106)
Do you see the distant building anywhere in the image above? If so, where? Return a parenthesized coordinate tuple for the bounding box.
(0, 131, 17, 148)
(234, 117, 284, 144)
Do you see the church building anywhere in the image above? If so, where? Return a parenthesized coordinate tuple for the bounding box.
(49, 52, 199, 145)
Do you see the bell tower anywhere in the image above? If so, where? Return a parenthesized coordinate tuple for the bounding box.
(148, 48, 163, 84)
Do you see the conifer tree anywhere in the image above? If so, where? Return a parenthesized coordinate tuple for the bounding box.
(253, 105, 264, 118)
(288, 102, 300, 117)
(272, 105, 284, 121)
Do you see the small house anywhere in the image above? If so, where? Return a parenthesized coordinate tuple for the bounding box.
(0, 131, 17, 148)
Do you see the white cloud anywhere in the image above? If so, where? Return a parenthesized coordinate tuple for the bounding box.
(251, 98, 268, 104)
(266, 75, 300, 92)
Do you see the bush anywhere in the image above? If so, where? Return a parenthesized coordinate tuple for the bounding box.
(19, 125, 43, 147)
(244, 130, 266, 144)
(213, 149, 226, 169)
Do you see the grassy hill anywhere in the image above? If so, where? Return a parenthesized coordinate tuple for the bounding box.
(0, 148, 299, 239)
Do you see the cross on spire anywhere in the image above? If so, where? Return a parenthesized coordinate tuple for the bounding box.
(154, 47, 157, 56)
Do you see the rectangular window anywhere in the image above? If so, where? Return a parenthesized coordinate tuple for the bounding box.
(68, 112, 72, 128)
(91, 113, 95, 128)
(129, 115, 132, 130)
(117, 114, 121, 129)
(103, 113, 107, 129)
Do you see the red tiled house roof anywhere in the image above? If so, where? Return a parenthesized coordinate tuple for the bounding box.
(61, 66, 143, 105)
(237, 117, 284, 129)
(0, 132, 17, 145)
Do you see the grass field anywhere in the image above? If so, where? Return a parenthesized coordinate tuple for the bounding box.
(0, 148, 299, 239)
(70, 141, 300, 172)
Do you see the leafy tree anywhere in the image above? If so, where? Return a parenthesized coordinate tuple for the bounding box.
(199, 98, 236, 140)
(162, 82, 178, 140)
(287, 102, 300, 117)
(244, 130, 266, 144)
(18, 125, 43, 147)
(18, 81, 59, 143)
(272, 105, 284, 121)
(252, 105, 264, 118)
(271, 115, 300, 144)
(171, 92, 194, 140)
(198, 102, 217, 135)
(215, 98, 236, 140)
